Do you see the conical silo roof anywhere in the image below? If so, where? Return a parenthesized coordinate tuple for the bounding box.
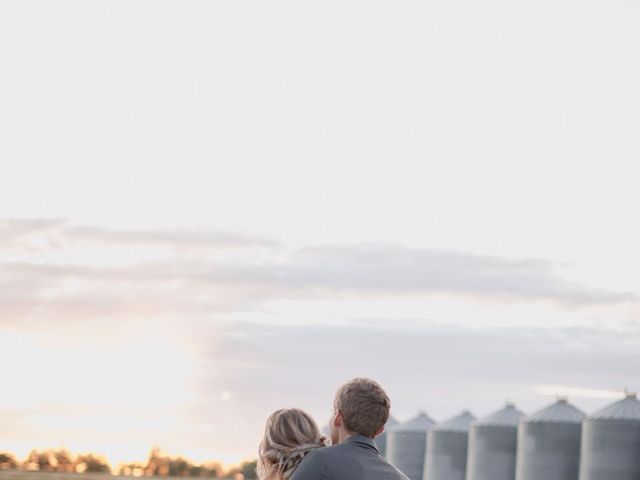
(588, 392, 640, 421)
(525, 398, 585, 424)
(390, 412, 436, 432)
(433, 410, 475, 432)
(475, 403, 524, 426)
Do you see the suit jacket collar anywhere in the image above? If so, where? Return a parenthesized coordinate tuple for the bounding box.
(344, 434, 379, 453)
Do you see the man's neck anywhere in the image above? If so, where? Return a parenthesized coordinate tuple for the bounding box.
(337, 430, 367, 444)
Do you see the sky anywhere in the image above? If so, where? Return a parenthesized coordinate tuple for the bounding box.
(1, 0, 640, 468)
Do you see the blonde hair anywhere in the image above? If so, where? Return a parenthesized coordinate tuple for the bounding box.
(257, 408, 327, 480)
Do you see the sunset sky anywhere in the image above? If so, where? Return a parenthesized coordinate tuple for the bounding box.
(1, 0, 640, 468)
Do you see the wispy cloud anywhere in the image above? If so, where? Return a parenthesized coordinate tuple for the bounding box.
(0, 218, 281, 250)
(0, 219, 637, 327)
(194, 244, 637, 305)
(532, 384, 624, 400)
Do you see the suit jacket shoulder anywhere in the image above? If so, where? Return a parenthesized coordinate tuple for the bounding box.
(290, 447, 328, 480)
(291, 436, 409, 480)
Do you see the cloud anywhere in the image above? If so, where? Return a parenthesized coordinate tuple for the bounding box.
(0, 218, 64, 249)
(0, 219, 637, 328)
(194, 321, 640, 409)
(0, 218, 280, 251)
(193, 244, 637, 305)
(65, 225, 281, 249)
(185, 320, 640, 457)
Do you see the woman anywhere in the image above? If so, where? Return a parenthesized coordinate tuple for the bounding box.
(257, 408, 327, 480)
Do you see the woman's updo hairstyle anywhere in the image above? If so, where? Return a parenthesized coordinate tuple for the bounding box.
(257, 408, 327, 480)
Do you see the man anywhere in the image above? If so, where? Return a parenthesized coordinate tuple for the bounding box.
(291, 378, 409, 480)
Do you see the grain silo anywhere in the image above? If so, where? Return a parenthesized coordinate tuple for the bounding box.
(423, 410, 475, 480)
(515, 398, 585, 480)
(579, 392, 640, 480)
(375, 416, 399, 458)
(387, 412, 436, 480)
(466, 403, 525, 480)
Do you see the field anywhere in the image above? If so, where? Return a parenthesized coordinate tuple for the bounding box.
(0, 472, 248, 480)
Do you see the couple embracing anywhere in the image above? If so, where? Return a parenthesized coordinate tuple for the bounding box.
(257, 378, 408, 480)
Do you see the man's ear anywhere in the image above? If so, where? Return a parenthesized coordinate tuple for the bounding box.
(333, 410, 344, 427)
(373, 425, 385, 438)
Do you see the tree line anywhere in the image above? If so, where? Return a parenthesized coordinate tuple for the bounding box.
(0, 448, 257, 480)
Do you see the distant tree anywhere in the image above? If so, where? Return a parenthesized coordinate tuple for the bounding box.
(169, 457, 191, 477)
(145, 447, 169, 476)
(0, 453, 17, 470)
(240, 460, 257, 480)
(118, 461, 146, 476)
(227, 460, 257, 480)
(201, 461, 224, 478)
(75, 454, 111, 474)
(23, 450, 54, 471)
(53, 449, 74, 472)
(143, 448, 200, 477)
(188, 465, 203, 477)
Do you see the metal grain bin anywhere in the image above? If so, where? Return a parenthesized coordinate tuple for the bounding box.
(579, 392, 640, 480)
(387, 412, 436, 480)
(423, 410, 475, 480)
(466, 403, 525, 480)
(515, 398, 585, 480)
(375, 416, 399, 458)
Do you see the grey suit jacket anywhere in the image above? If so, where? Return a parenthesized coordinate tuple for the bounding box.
(290, 435, 409, 480)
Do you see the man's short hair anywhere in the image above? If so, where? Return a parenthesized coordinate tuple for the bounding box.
(334, 378, 391, 437)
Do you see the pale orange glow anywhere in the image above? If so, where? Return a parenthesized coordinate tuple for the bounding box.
(0, 324, 206, 467)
